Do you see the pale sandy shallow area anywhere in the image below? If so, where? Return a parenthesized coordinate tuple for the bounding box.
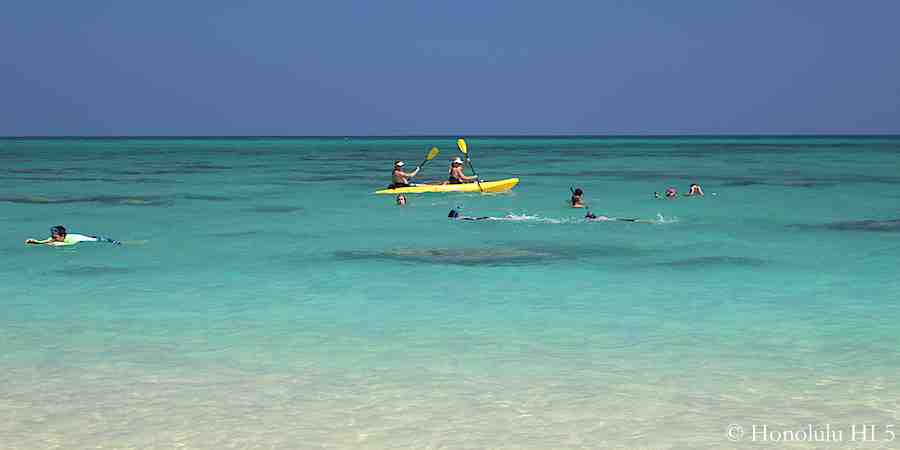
(2, 364, 898, 449)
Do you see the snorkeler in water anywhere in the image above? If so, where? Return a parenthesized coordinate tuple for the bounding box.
(25, 225, 121, 246)
(584, 211, 645, 223)
(685, 183, 704, 196)
(570, 187, 586, 208)
(448, 209, 491, 221)
(665, 187, 678, 199)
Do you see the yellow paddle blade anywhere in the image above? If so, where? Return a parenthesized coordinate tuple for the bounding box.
(457, 138, 468, 155)
(426, 146, 439, 161)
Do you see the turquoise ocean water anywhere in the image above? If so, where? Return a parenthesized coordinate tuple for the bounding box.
(1, 137, 899, 449)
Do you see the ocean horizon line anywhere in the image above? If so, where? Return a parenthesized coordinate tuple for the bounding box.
(3, 133, 900, 140)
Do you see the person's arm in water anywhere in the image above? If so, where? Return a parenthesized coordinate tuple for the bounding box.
(25, 238, 53, 244)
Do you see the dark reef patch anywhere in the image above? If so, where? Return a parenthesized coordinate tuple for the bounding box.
(659, 256, 768, 268)
(211, 230, 262, 238)
(335, 240, 647, 267)
(335, 248, 562, 266)
(10, 176, 125, 183)
(781, 180, 831, 188)
(721, 180, 767, 187)
(54, 266, 132, 276)
(0, 195, 171, 206)
(500, 240, 649, 259)
(804, 219, 900, 232)
(181, 194, 234, 202)
(181, 164, 231, 171)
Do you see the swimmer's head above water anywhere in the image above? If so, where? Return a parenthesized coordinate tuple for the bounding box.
(570, 187, 585, 207)
(49, 225, 67, 241)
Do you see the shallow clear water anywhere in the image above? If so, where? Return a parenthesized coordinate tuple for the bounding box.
(2, 137, 899, 449)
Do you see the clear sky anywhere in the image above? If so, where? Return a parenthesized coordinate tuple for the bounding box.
(3, 1, 899, 136)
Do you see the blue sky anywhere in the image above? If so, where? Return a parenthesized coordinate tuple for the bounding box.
(3, 1, 899, 135)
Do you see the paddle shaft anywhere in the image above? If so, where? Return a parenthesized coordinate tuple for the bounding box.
(465, 157, 484, 192)
(414, 148, 440, 175)
(456, 138, 484, 192)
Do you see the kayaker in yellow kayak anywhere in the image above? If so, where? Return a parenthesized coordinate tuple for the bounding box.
(445, 157, 478, 184)
(389, 160, 421, 189)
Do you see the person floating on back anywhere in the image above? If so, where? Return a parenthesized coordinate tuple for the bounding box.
(389, 160, 420, 189)
(25, 225, 121, 246)
(445, 157, 478, 185)
(570, 188, 586, 208)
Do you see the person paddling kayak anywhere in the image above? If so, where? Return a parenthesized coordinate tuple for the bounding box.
(389, 160, 421, 189)
(445, 157, 478, 184)
(25, 225, 121, 246)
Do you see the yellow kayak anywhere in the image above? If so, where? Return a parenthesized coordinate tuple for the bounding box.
(375, 178, 519, 194)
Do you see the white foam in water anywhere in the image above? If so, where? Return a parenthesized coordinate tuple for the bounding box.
(655, 213, 679, 224)
(490, 213, 565, 224)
